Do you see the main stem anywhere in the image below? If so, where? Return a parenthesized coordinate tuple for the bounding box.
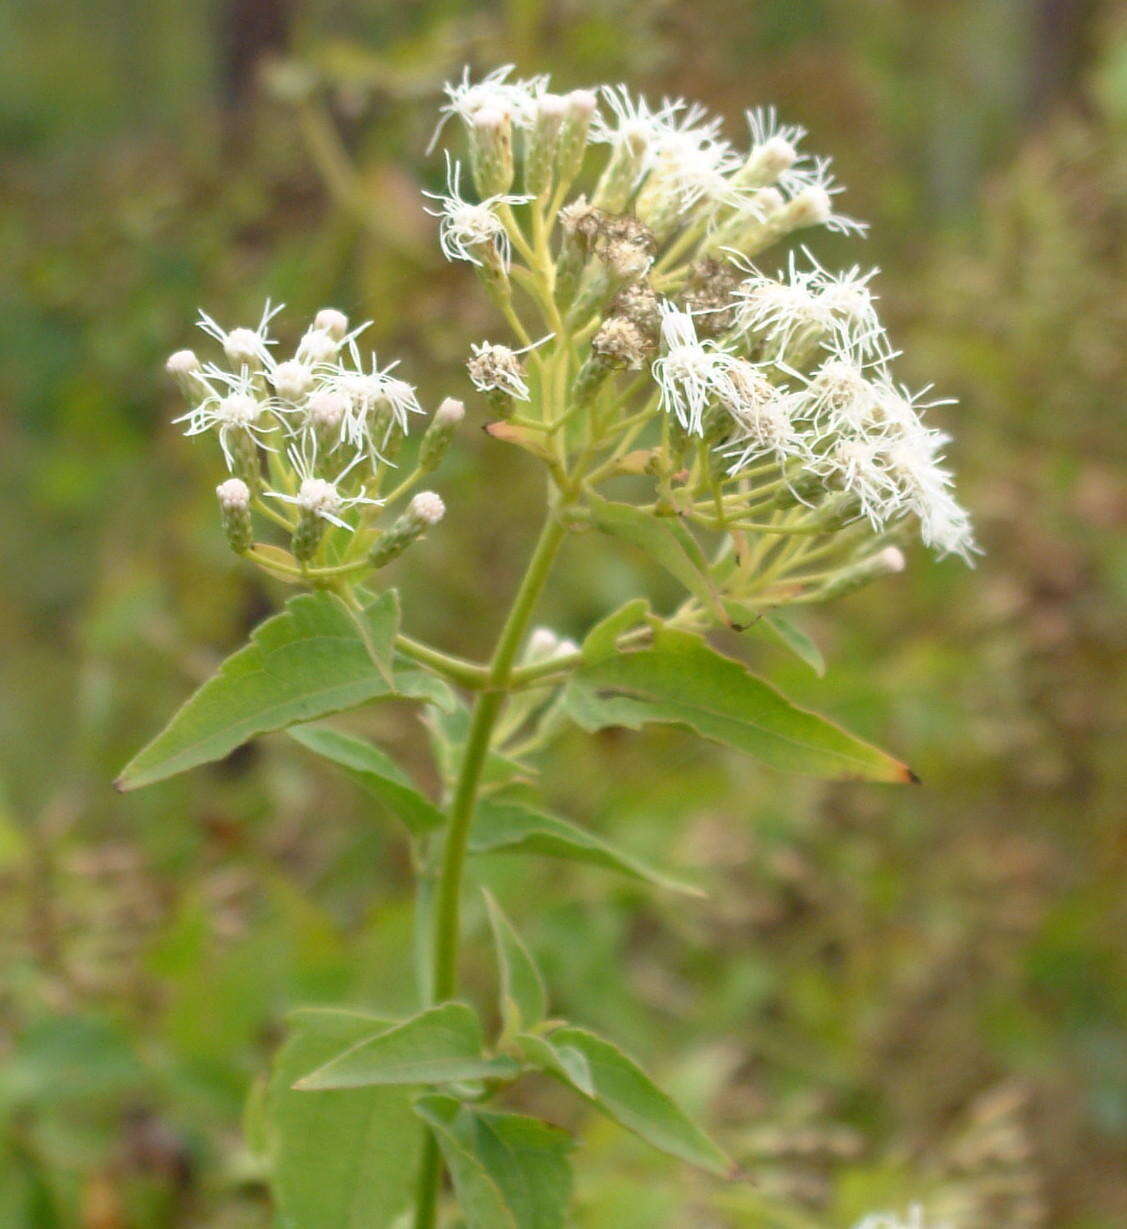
(413, 509, 567, 1228)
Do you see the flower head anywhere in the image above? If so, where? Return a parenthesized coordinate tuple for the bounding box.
(325, 340, 424, 453)
(739, 106, 806, 186)
(196, 300, 283, 368)
(423, 155, 531, 269)
(717, 360, 810, 469)
(590, 85, 680, 157)
(780, 156, 868, 236)
(430, 65, 545, 152)
(173, 368, 280, 468)
(467, 337, 550, 402)
(652, 303, 737, 434)
(271, 359, 315, 403)
(802, 345, 896, 435)
(265, 446, 379, 530)
(638, 126, 747, 227)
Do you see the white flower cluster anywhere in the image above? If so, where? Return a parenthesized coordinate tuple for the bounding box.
(425, 67, 975, 564)
(424, 67, 862, 277)
(168, 304, 425, 532)
(652, 256, 976, 561)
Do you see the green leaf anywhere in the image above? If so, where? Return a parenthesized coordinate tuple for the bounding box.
(117, 590, 454, 791)
(294, 1002, 518, 1090)
(752, 611, 826, 677)
(288, 724, 443, 836)
(483, 889, 548, 1036)
(587, 497, 716, 607)
(416, 1101, 516, 1229)
(415, 1095, 574, 1229)
(470, 800, 702, 896)
(267, 1007, 422, 1228)
(581, 597, 651, 665)
(564, 627, 915, 783)
(514, 1033, 595, 1098)
(353, 586, 400, 686)
(520, 1025, 731, 1176)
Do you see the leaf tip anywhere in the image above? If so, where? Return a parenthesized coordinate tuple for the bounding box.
(112, 774, 131, 793)
(906, 766, 923, 785)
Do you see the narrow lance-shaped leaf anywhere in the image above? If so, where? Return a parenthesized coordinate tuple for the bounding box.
(483, 889, 547, 1036)
(294, 1001, 518, 1091)
(470, 800, 703, 896)
(415, 1095, 574, 1229)
(288, 723, 444, 837)
(117, 590, 454, 791)
(517, 1025, 732, 1177)
(564, 627, 915, 783)
(266, 1007, 422, 1228)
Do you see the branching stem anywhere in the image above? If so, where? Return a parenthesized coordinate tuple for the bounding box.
(413, 508, 567, 1227)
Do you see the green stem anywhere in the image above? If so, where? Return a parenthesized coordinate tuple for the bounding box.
(395, 634, 489, 689)
(412, 510, 567, 1228)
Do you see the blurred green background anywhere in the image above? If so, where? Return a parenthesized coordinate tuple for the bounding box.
(2, 1, 1125, 1225)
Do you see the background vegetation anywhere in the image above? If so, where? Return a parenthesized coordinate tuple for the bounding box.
(2, 0, 1124, 1224)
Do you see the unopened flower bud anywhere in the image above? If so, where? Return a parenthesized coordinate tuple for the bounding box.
(433, 395, 466, 428)
(703, 187, 786, 258)
(593, 136, 648, 213)
(739, 136, 797, 187)
(368, 491, 445, 568)
(308, 389, 347, 450)
(469, 106, 514, 196)
(223, 327, 266, 369)
(409, 491, 446, 526)
(418, 397, 465, 472)
(557, 89, 598, 190)
(308, 389, 346, 429)
(297, 327, 339, 365)
(525, 627, 562, 662)
(525, 93, 567, 197)
(783, 186, 833, 231)
(811, 545, 907, 600)
(230, 428, 264, 492)
(216, 478, 252, 553)
(166, 349, 202, 400)
(271, 359, 314, 402)
(773, 471, 824, 510)
(313, 308, 349, 340)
